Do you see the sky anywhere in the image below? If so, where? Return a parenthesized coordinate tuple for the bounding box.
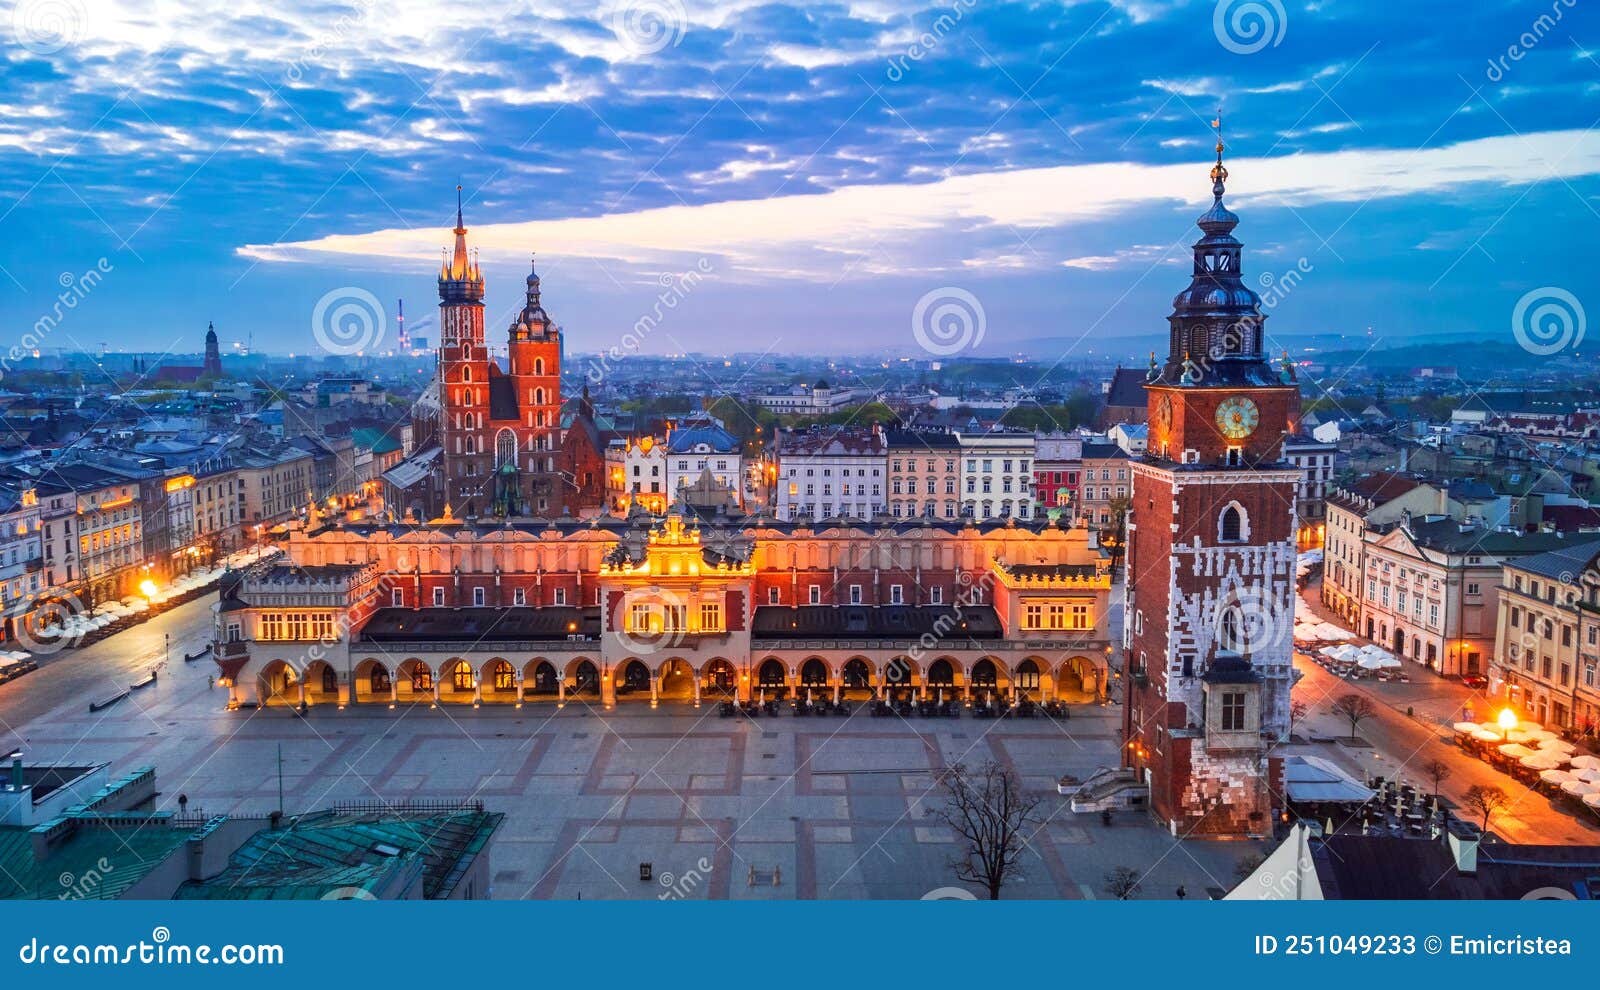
(3, 0, 1600, 364)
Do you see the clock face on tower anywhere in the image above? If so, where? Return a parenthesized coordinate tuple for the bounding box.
(1215, 395, 1260, 440)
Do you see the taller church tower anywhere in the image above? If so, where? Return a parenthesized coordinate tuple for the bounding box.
(1122, 123, 1301, 837)
(436, 187, 491, 514)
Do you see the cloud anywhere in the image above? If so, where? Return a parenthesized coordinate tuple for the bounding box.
(239, 128, 1600, 278)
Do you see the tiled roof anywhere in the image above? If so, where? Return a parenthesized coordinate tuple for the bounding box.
(1502, 536, 1600, 582)
(751, 604, 1003, 639)
(359, 606, 601, 643)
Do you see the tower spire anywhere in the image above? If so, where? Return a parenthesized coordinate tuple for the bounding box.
(1210, 110, 1228, 199)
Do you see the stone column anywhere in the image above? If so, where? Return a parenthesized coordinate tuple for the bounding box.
(693, 675, 701, 708)
(602, 670, 616, 708)
(650, 675, 659, 708)
(558, 676, 567, 708)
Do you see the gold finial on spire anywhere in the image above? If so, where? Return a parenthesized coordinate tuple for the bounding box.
(1209, 110, 1228, 192)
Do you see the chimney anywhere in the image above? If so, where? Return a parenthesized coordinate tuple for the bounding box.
(9, 756, 21, 791)
(1446, 821, 1480, 875)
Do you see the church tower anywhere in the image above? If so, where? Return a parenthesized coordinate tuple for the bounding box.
(436, 187, 491, 515)
(1122, 122, 1300, 838)
(496, 256, 565, 517)
(203, 322, 222, 377)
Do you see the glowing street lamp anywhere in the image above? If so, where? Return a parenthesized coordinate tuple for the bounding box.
(139, 578, 159, 600)
(1496, 707, 1518, 740)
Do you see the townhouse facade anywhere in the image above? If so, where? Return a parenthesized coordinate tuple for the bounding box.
(1492, 539, 1600, 732)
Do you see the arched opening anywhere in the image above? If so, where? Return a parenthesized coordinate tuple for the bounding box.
(927, 658, 956, 688)
(304, 660, 339, 706)
(800, 658, 829, 688)
(1219, 504, 1245, 543)
(570, 660, 600, 696)
(495, 429, 517, 468)
(757, 658, 787, 698)
(842, 657, 873, 699)
(438, 658, 476, 704)
(701, 658, 737, 698)
(354, 659, 390, 703)
(1014, 659, 1041, 700)
(395, 659, 434, 705)
(658, 658, 695, 700)
(256, 659, 299, 707)
(883, 656, 915, 701)
(618, 658, 652, 698)
(525, 660, 559, 696)
(482, 659, 517, 703)
(1056, 656, 1099, 703)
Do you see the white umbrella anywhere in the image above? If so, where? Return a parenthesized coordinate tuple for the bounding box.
(1540, 768, 1576, 786)
(1586, 793, 1600, 810)
(1560, 779, 1597, 798)
(1453, 721, 1479, 734)
(1569, 755, 1600, 771)
(1521, 753, 1566, 770)
(1498, 743, 1537, 760)
(1471, 728, 1502, 743)
(1574, 768, 1600, 785)
(1539, 738, 1577, 754)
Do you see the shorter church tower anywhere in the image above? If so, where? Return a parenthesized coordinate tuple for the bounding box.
(203, 322, 222, 378)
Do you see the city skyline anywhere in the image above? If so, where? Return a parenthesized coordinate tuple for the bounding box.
(3, 1, 1599, 360)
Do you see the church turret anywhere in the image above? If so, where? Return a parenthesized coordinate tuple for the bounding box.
(203, 321, 222, 377)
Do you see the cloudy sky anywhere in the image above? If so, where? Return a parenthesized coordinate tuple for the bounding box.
(3, 0, 1599, 361)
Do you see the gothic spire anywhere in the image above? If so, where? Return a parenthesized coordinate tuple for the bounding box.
(438, 185, 484, 304)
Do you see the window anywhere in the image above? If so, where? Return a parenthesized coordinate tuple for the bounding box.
(1219, 505, 1244, 542)
(391, 588, 404, 607)
(889, 584, 903, 604)
(809, 585, 821, 605)
(554, 588, 567, 606)
(849, 585, 862, 605)
(768, 587, 780, 605)
(432, 587, 445, 607)
(1466, 583, 1480, 596)
(514, 587, 526, 606)
(1220, 691, 1246, 732)
(930, 586, 943, 604)
(472, 587, 485, 606)
(700, 602, 723, 632)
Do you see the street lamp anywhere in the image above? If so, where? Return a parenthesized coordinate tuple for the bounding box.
(1496, 707, 1518, 740)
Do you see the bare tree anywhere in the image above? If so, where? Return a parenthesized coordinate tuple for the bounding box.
(1103, 866, 1143, 900)
(1420, 758, 1452, 799)
(932, 761, 1044, 900)
(1330, 693, 1378, 740)
(1232, 851, 1265, 883)
(1289, 699, 1309, 729)
(1462, 784, 1509, 834)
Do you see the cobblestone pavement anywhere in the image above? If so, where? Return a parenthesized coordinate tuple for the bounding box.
(1, 597, 1252, 900)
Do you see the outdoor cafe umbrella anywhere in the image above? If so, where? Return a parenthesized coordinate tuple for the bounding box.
(1498, 743, 1537, 760)
(1569, 755, 1600, 771)
(1453, 721, 1479, 734)
(1540, 768, 1577, 786)
(1521, 752, 1566, 771)
(1539, 738, 1578, 754)
(1586, 793, 1600, 811)
(1574, 768, 1600, 785)
(1560, 780, 1597, 798)
(1471, 728, 1502, 744)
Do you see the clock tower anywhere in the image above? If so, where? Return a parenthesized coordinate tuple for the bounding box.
(1123, 122, 1301, 838)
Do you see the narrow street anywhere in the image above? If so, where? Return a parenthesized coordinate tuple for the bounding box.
(1292, 580, 1600, 845)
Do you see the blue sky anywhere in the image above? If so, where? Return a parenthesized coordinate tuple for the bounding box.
(3, 0, 1600, 362)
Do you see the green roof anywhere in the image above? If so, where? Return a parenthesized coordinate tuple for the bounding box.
(0, 815, 193, 900)
(350, 427, 403, 456)
(174, 810, 502, 900)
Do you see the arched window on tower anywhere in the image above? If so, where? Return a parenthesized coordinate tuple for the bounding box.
(1219, 503, 1246, 543)
(534, 358, 544, 375)
(462, 366, 472, 383)
(535, 388, 545, 406)
(495, 429, 516, 468)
